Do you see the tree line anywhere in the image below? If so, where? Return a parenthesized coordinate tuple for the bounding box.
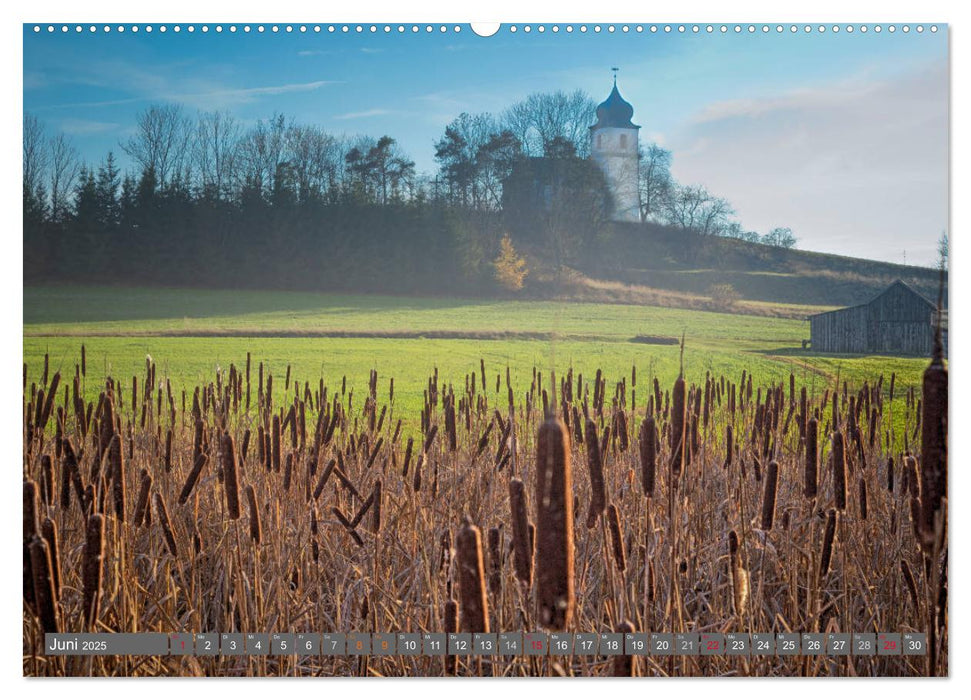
(23, 90, 795, 295)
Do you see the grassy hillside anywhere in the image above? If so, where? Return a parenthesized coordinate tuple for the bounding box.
(592, 222, 946, 308)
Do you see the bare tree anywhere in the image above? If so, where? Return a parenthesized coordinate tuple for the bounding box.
(937, 231, 948, 271)
(286, 124, 341, 202)
(23, 113, 48, 202)
(49, 133, 80, 223)
(502, 90, 597, 158)
(238, 113, 289, 195)
(661, 184, 734, 236)
(121, 103, 192, 185)
(638, 143, 673, 222)
(434, 112, 497, 207)
(193, 110, 241, 198)
(762, 227, 797, 249)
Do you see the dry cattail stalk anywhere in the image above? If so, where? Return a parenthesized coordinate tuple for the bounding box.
(606, 504, 626, 572)
(509, 478, 533, 586)
(613, 620, 635, 676)
(534, 418, 574, 630)
(640, 416, 656, 497)
(832, 431, 847, 511)
(805, 417, 818, 499)
(919, 335, 947, 550)
(729, 531, 748, 617)
(82, 514, 104, 627)
(246, 485, 262, 545)
(819, 509, 837, 579)
(761, 460, 779, 530)
(372, 479, 383, 534)
(178, 453, 208, 506)
(456, 519, 490, 632)
(29, 537, 58, 633)
(222, 432, 241, 519)
(154, 493, 179, 557)
(584, 418, 606, 528)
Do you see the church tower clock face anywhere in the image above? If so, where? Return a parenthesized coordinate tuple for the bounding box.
(590, 75, 641, 222)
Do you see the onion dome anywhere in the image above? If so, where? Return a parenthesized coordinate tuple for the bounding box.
(591, 78, 639, 130)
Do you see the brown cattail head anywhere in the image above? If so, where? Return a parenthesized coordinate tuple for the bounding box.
(508, 478, 533, 586)
(819, 509, 837, 579)
(488, 526, 502, 594)
(606, 504, 626, 572)
(534, 418, 574, 630)
(271, 414, 282, 472)
(613, 620, 636, 677)
(832, 431, 847, 511)
(443, 598, 459, 675)
(108, 432, 126, 522)
(455, 519, 490, 633)
(584, 418, 606, 527)
(805, 417, 818, 499)
(23, 478, 39, 610)
(858, 477, 868, 520)
(669, 374, 686, 481)
(221, 432, 241, 519)
(29, 537, 58, 633)
(41, 517, 61, 601)
(178, 453, 208, 506)
(640, 416, 656, 497)
(246, 485, 262, 545)
(728, 530, 749, 617)
(82, 513, 104, 627)
(133, 469, 152, 528)
(761, 460, 779, 530)
(919, 339, 947, 550)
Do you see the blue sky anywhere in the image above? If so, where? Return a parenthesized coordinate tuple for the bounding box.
(23, 24, 948, 266)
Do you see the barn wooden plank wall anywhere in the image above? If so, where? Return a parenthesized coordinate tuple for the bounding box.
(809, 281, 942, 356)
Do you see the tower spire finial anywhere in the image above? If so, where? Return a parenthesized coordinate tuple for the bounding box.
(611, 66, 619, 86)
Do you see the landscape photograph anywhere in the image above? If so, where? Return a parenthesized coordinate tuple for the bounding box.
(22, 22, 948, 677)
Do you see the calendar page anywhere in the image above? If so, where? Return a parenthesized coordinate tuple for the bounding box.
(20, 10, 949, 681)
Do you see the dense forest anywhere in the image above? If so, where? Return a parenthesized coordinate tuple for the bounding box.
(23, 91, 796, 296)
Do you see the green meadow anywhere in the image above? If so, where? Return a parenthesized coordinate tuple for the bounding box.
(24, 286, 929, 432)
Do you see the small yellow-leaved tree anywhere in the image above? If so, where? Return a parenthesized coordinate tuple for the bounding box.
(493, 234, 528, 292)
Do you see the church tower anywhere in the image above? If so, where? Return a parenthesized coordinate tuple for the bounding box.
(590, 75, 641, 222)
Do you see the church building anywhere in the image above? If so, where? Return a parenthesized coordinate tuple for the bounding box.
(590, 77, 641, 222)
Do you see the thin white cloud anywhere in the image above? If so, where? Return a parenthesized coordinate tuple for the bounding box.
(58, 118, 120, 135)
(360, 48, 385, 55)
(298, 50, 326, 57)
(334, 108, 392, 120)
(36, 79, 340, 112)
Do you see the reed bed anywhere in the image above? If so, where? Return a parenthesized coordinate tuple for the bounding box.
(22, 345, 946, 676)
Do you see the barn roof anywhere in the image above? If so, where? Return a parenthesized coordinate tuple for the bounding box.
(808, 279, 937, 320)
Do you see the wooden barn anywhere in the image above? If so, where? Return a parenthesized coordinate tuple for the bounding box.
(809, 280, 946, 356)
